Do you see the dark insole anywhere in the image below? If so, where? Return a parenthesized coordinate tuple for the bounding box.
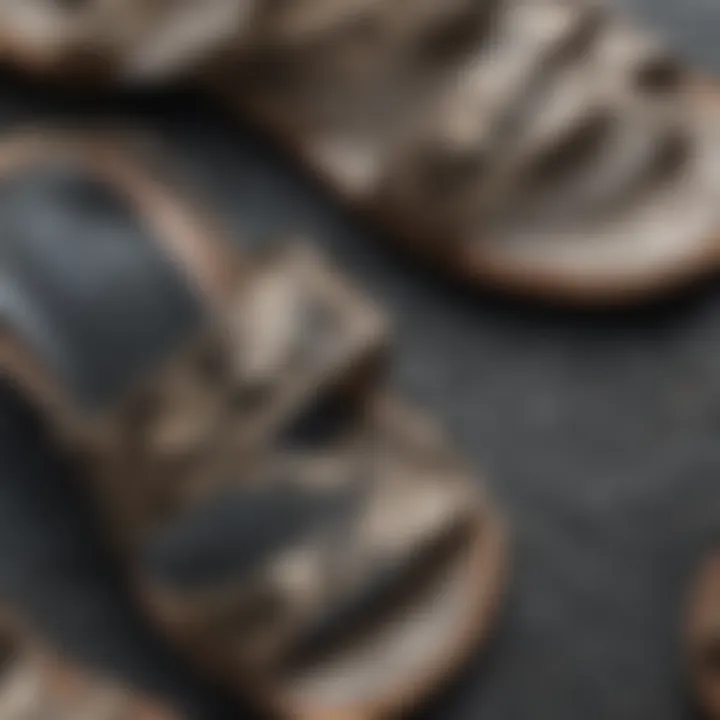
(0, 161, 203, 408)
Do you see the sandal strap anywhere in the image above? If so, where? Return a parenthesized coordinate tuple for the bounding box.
(132, 241, 389, 526)
(142, 396, 477, 675)
(0, 134, 388, 537)
(219, 241, 389, 453)
(230, 0, 696, 252)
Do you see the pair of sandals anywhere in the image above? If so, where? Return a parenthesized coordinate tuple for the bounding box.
(0, 0, 717, 719)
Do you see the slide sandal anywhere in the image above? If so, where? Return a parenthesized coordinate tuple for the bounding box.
(0, 616, 175, 720)
(687, 555, 720, 720)
(0, 1, 718, 303)
(212, 0, 720, 304)
(0, 131, 508, 719)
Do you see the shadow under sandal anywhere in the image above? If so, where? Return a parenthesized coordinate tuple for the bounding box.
(0, 622, 175, 720)
(0, 1, 718, 303)
(0, 131, 508, 719)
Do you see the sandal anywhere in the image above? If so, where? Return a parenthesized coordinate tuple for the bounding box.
(214, 0, 720, 303)
(0, 617, 176, 719)
(1, 0, 718, 303)
(0, 130, 508, 719)
(686, 555, 720, 719)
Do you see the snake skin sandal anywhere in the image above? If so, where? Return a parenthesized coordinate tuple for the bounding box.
(0, 617, 176, 720)
(0, 0, 718, 303)
(0, 130, 508, 719)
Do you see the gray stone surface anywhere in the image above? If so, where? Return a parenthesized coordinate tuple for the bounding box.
(0, 1, 718, 717)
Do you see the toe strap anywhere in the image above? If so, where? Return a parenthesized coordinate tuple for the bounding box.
(142, 398, 478, 676)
